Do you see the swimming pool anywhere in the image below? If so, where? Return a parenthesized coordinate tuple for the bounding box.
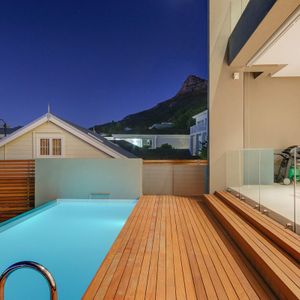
(0, 199, 136, 300)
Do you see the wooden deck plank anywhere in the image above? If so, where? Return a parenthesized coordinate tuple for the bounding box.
(84, 196, 279, 300)
(174, 197, 213, 299)
(106, 197, 156, 299)
(188, 200, 260, 300)
(170, 197, 197, 300)
(95, 199, 152, 299)
(216, 191, 300, 261)
(210, 196, 300, 280)
(144, 196, 162, 299)
(168, 196, 187, 300)
(204, 194, 300, 300)
(165, 196, 176, 300)
(196, 201, 276, 300)
(156, 197, 166, 299)
(83, 199, 146, 299)
(180, 198, 240, 300)
(218, 192, 300, 241)
(134, 197, 159, 299)
(124, 197, 158, 300)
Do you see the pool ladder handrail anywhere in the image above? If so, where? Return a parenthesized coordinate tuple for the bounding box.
(0, 261, 57, 300)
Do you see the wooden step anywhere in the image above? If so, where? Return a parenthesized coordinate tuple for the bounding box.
(203, 194, 300, 300)
(215, 191, 300, 263)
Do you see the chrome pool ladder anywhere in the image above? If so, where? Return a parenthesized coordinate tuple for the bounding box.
(0, 261, 57, 300)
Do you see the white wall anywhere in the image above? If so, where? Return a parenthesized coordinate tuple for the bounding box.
(209, 0, 244, 192)
(209, 1, 300, 193)
(244, 74, 300, 149)
(35, 158, 143, 206)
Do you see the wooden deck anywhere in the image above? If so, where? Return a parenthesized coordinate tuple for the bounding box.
(215, 191, 300, 262)
(83, 196, 275, 299)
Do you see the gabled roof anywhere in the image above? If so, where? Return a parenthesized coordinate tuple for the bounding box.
(0, 113, 135, 158)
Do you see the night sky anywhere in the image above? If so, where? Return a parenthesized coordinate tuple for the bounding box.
(0, 0, 207, 127)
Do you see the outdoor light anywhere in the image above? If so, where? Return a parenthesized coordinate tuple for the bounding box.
(0, 119, 7, 137)
(233, 72, 240, 80)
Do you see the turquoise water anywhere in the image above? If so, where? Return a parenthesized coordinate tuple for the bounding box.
(0, 199, 136, 300)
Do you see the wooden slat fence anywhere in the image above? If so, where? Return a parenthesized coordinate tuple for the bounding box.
(0, 160, 35, 222)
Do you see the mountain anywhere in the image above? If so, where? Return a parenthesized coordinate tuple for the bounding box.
(93, 75, 207, 135)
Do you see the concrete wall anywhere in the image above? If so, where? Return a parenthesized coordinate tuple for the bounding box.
(35, 158, 143, 206)
(244, 74, 300, 149)
(143, 161, 208, 195)
(209, 0, 300, 192)
(0, 122, 111, 159)
(209, 0, 244, 192)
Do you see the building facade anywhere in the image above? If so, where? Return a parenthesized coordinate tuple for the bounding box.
(106, 134, 189, 150)
(0, 113, 134, 160)
(209, 0, 300, 192)
(190, 110, 208, 156)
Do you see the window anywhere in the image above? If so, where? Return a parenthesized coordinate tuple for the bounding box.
(36, 135, 64, 157)
(40, 138, 50, 156)
(52, 138, 62, 156)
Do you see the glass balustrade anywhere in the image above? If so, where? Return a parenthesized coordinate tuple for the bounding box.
(226, 150, 242, 198)
(294, 147, 300, 234)
(226, 147, 299, 234)
(240, 149, 261, 209)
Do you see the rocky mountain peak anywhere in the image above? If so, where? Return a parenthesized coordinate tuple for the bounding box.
(177, 75, 207, 95)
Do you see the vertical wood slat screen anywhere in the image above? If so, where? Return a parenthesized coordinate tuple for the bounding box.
(0, 160, 35, 222)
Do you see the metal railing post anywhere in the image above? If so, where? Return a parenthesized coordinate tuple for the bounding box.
(0, 261, 57, 300)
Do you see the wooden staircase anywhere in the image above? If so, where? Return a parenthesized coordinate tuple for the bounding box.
(203, 192, 300, 300)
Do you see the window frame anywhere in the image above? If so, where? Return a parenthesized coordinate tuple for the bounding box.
(35, 133, 65, 158)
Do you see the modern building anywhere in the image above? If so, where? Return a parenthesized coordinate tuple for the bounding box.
(0, 4, 300, 299)
(210, 0, 300, 227)
(106, 133, 189, 149)
(0, 112, 134, 159)
(189, 110, 208, 156)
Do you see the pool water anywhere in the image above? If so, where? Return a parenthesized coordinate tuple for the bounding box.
(0, 199, 136, 300)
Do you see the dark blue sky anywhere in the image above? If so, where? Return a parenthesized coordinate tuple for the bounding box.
(0, 0, 207, 127)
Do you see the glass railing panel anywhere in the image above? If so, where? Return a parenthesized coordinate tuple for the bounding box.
(294, 147, 300, 234)
(239, 149, 261, 208)
(260, 147, 296, 231)
(226, 147, 300, 234)
(226, 150, 242, 197)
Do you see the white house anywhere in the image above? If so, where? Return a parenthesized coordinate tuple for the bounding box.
(0, 112, 134, 159)
(106, 134, 189, 149)
(148, 122, 174, 130)
(190, 110, 208, 156)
